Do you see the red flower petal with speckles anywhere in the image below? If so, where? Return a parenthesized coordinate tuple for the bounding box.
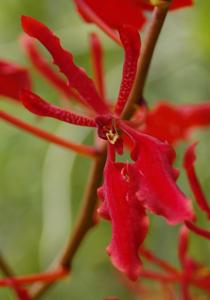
(0, 60, 31, 101)
(21, 16, 109, 115)
(98, 145, 149, 280)
(89, 33, 106, 99)
(21, 34, 83, 103)
(121, 123, 194, 224)
(115, 26, 141, 116)
(21, 90, 96, 127)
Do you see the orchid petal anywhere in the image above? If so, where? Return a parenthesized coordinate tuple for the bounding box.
(74, 0, 146, 31)
(98, 146, 149, 280)
(21, 34, 83, 103)
(178, 226, 189, 267)
(21, 16, 109, 114)
(170, 0, 193, 9)
(185, 221, 210, 240)
(0, 60, 31, 101)
(13, 285, 31, 300)
(74, 0, 121, 44)
(184, 143, 210, 219)
(121, 123, 194, 224)
(21, 90, 96, 127)
(144, 101, 210, 144)
(89, 33, 105, 99)
(114, 27, 141, 116)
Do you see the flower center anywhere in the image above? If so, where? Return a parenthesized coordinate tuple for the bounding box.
(95, 114, 120, 144)
(95, 114, 123, 154)
(106, 128, 119, 145)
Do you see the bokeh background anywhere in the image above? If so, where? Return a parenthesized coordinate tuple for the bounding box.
(0, 1, 210, 299)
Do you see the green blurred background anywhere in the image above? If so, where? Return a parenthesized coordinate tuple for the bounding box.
(0, 1, 210, 299)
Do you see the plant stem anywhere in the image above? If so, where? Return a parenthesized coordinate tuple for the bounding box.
(123, 4, 170, 119)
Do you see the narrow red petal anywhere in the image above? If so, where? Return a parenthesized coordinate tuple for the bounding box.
(184, 143, 210, 219)
(114, 27, 141, 116)
(74, 0, 146, 31)
(0, 110, 98, 157)
(170, 0, 193, 10)
(90, 33, 105, 99)
(98, 146, 149, 280)
(21, 90, 96, 127)
(121, 123, 194, 224)
(181, 281, 192, 300)
(0, 268, 68, 286)
(143, 101, 210, 144)
(21, 34, 83, 103)
(140, 248, 178, 274)
(178, 226, 189, 267)
(185, 221, 210, 240)
(2, 277, 32, 300)
(0, 60, 31, 101)
(140, 269, 178, 282)
(12, 285, 31, 300)
(21, 16, 109, 114)
(182, 102, 210, 127)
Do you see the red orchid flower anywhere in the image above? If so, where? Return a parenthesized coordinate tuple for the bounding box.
(0, 60, 31, 101)
(73, 0, 193, 43)
(19, 15, 194, 281)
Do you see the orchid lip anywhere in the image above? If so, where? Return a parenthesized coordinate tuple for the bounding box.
(106, 128, 120, 145)
(95, 114, 121, 143)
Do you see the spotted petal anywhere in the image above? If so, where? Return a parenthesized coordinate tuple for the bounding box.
(121, 123, 194, 224)
(98, 146, 149, 280)
(21, 16, 109, 115)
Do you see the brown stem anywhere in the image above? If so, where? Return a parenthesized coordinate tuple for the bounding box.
(123, 3, 171, 119)
(30, 143, 107, 299)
